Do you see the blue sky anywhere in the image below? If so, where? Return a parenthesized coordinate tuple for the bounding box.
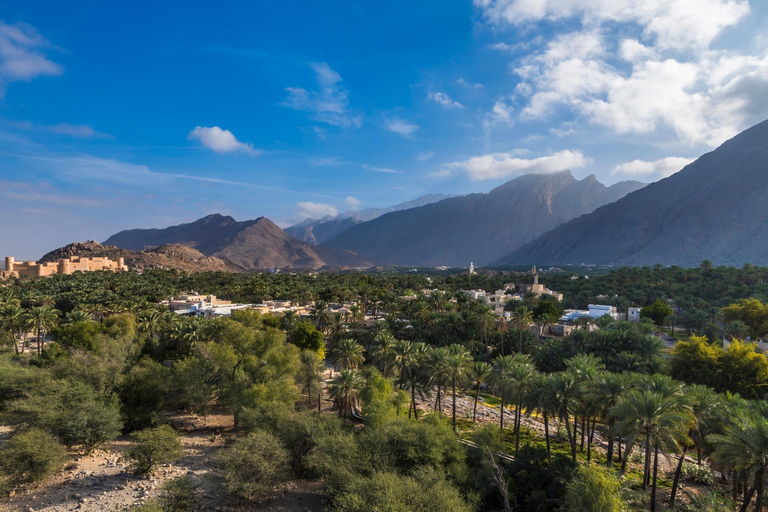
(1, 0, 768, 258)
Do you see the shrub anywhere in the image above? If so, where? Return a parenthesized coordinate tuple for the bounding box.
(0, 428, 68, 485)
(3, 380, 123, 452)
(119, 357, 168, 432)
(332, 466, 472, 512)
(565, 464, 625, 512)
(681, 461, 714, 485)
(125, 425, 184, 475)
(215, 430, 290, 499)
(56, 384, 123, 451)
(159, 475, 196, 511)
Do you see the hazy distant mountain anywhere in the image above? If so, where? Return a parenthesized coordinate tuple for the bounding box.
(500, 119, 768, 267)
(321, 171, 645, 266)
(104, 215, 371, 270)
(284, 218, 361, 246)
(39, 241, 244, 273)
(286, 194, 451, 245)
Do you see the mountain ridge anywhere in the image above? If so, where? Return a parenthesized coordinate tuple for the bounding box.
(499, 119, 768, 267)
(104, 215, 372, 270)
(321, 171, 646, 267)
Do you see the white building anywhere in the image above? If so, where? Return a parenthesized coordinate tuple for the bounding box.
(628, 307, 642, 322)
(588, 304, 618, 320)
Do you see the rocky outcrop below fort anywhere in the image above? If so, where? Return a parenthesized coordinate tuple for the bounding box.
(38, 241, 245, 273)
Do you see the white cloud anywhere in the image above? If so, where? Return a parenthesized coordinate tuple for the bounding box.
(384, 117, 419, 138)
(0, 22, 62, 88)
(296, 201, 338, 221)
(364, 164, 404, 174)
(428, 92, 463, 109)
(345, 196, 361, 210)
(187, 126, 258, 154)
(475, 0, 750, 50)
(48, 123, 109, 138)
(476, 0, 768, 148)
(456, 78, 484, 89)
(428, 168, 453, 179)
(611, 156, 695, 178)
(416, 151, 435, 161)
(444, 149, 589, 180)
(283, 62, 362, 128)
(483, 97, 515, 134)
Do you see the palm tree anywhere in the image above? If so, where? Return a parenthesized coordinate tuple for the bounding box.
(474, 305, 497, 352)
(310, 300, 331, 332)
(137, 310, 162, 340)
(425, 347, 451, 416)
(510, 306, 534, 353)
(527, 374, 557, 463)
(370, 332, 397, 377)
(590, 373, 630, 467)
(63, 310, 91, 326)
(469, 361, 493, 423)
(328, 369, 364, 418)
(669, 385, 720, 506)
(29, 306, 59, 356)
(725, 320, 750, 341)
(507, 353, 536, 455)
(298, 349, 325, 413)
(331, 338, 365, 370)
(710, 411, 768, 512)
(549, 371, 580, 461)
(492, 354, 516, 433)
(281, 310, 299, 332)
(395, 340, 428, 420)
(445, 344, 471, 431)
(613, 390, 693, 511)
(327, 312, 347, 343)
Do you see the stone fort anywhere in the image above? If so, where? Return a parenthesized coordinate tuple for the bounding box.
(4, 256, 128, 277)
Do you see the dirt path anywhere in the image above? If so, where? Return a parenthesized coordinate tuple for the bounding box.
(0, 414, 325, 512)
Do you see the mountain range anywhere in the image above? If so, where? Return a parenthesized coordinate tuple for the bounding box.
(103, 215, 371, 270)
(285, 193, 451, 245)
(501, 119, 768, 267)
(65, 118, 768, 271)
(320, 171, 645, 266)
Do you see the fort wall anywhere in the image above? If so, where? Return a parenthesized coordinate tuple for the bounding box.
(3, 255, 128, 277)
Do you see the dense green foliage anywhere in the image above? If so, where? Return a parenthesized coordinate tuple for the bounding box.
(0, 428, 68, 486)
(215, 430, 290, 499)
(4, 266, 768, 510)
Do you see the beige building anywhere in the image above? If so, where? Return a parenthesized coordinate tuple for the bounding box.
(514, 267, 564, 302)
(4, 256, 128, 277)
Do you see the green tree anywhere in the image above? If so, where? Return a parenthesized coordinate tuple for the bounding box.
(329, 369, 364, 418)
(290, 321, 326, 359)
(0, 428, 68, 486)
(214, 430, 290, 500)
(641, 300, 674, 331)
(331, 338, 365, 370)
(469, 361, 493, 423)
(445, 344, 471, 431)
(125, 425, 184, 475)
(510, 306, 534, 353)
(565, 464, 625, 512)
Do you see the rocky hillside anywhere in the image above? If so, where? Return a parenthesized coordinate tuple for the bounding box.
(104, 215, 371, 270)
(38, 241, 244, 272)
(500, 119, 768, 267)
(321, 171, 645, 266)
